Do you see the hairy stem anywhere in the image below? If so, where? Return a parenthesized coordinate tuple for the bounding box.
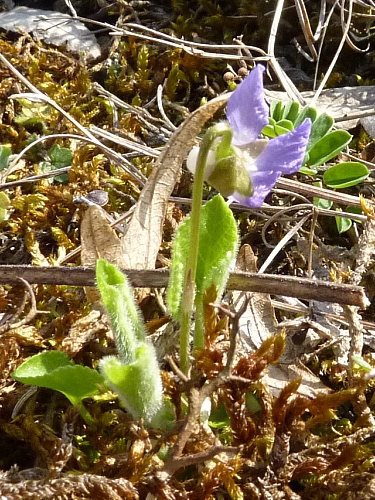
(179, 123, 233, 373)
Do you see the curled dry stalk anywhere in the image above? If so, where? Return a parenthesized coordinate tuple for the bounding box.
(0, 278, 39, 336)
(258, 211, 313, 274)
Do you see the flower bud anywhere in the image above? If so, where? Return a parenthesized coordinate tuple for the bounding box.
(207, 155, 253, 198)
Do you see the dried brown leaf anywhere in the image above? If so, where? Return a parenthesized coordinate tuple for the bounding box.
(233, 333, 286, 382)
(80, 205, 127, 302)
(235, 245, 277, 351)
(203, 284, 228, 347)
(121, 93, 229, 270)
(291, 457, 330, 479)
(5, 325, 43, 347)
(61, 309, 109, 358)
(265, 360, 329, 398)
(305, 388, 357, 419)
(0, 471, 139, 499)
(272, 378, 302, 430)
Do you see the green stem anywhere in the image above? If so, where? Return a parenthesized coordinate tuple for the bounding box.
(79, 402, 97, 430)
(215, 126, 233, 160)
(179, 123, 233, 373)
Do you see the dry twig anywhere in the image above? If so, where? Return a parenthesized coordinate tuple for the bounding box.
(0, 265, 368, 308)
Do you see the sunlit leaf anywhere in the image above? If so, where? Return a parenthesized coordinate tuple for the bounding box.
(284, 101, 300, 122)
(96, 260, 163, 424)
(48, 144, 73, 168)
(270, 100, 284, 122)
(308, 130, 352, 167)
(307, 112, 334, 150)
(100, 343, 163, 424)
(294, 106, 318, 127)
(261, 124, 277, 138)
(167, 194, 238, 321)
(274, 119, 294, 136)
(323, 161, 369, 188)
(11, 351, 103, 407)
(335, 215, 352, 234)
(0, 191, 10, 222)
(96, 259, 147, 362)
(0, 145, 11, 171)
(299, 165, 317, 176)
(313, 181, 333, 209)
(276, 119, 294, 131)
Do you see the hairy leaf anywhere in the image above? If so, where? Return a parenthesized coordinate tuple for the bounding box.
(167, 194, 238, 321)
(96, 259, 147, 362)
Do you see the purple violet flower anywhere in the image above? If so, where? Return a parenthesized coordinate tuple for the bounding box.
(187, 64, 312, 207)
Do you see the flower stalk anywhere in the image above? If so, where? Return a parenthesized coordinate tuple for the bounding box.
(179, 122, 234, 373)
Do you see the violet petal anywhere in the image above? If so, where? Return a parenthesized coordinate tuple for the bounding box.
(226, 64, 269, 146)
(230, 168, 281, 207)
(230, 119, 312, 207)
(255, 119, 312, 174)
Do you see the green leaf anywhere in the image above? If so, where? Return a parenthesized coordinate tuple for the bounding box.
(314, 197, 333, 210)
(323, 161, 369, 188)
(245, 392, 262, 413)
(276, 119, 294, 131)
(164, 62, 188, 100)
(336, 215, 352, 234)
(38, 145, 72, 183)
(96, 260, 163, 425)
(13, 351, 73, 378)
(100, 342, 163, 424)
(209, 402, 230, 429)
(131, 94, 142, 107)
(313, 180, 333, 209)
(39, 161, 68, 183)
(352, 355, 373, 372)
(269, 101, 301, 125)
(11, 351, 103, 406)
(167, 195, 238, 320)
(197, 196, 238, 299)
(263, 119, 294, 138)
(294, 106, 318, 127)
(274, 123, 293, 136)
(308, 130, 352, 167)
(0, 191, 10, 223)
(299, 165, 317, 176)
(0, 145, 11, 171)
(261, 124, 277, 138)
(48, 144, 72, 168)
(96, 259, 147, 363)
(307, 112, 334, 151)
(137, 45, 149, 72)
(345, 205, 363, 223)
(270, 100, 284, 122)
(284, 101, 301, 123)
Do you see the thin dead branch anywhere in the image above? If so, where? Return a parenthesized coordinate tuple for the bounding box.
(0, 265, 368, 307)
(276, 178, 370, 208)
